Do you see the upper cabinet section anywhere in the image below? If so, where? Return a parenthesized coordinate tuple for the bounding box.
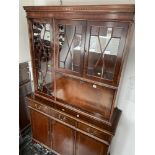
(24, 5, 134, 88)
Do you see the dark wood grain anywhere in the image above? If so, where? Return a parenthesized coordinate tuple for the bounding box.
(55, 76, 115, 119)
(52, 120, 74, 155)
(24, 5, 135, 13)
(76, 132, 108, 155)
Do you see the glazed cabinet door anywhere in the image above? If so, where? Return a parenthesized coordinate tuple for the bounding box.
(55, 20, 86, 76)
(51, 120, 74, 155)
(30, 109, 50, 147)
(76, 132, 108, 155)
(27, 19, 54, 97)
(84, 21, 129, 86)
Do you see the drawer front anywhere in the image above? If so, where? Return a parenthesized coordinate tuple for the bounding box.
(49, 108, 76, 127)
(54, 103, 112, 133)
(78, 122, 112, 143)
(55, 104, 81, 119)
(28, 101, 49, 114)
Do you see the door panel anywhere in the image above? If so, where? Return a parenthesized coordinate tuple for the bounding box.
(76, 132, 108, 155)
(29, 19, 54, 96)
(30, 109, 50, 147)
(52, 120, 74, 155)
(84, 21, 129, 85)
(55, 20, 86, 76)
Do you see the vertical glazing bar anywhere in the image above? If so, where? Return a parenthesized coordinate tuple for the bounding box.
(82, 21, 88, 76)
(80, 21, 86, 76)
(84, 24, 92, 77)
(52, 18, 56, 101)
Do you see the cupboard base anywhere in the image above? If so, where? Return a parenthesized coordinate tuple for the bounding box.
(27, 94, 121, 155)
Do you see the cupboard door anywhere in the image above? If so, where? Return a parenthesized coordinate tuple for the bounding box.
(28, 19, 54, 97)
(76, 132, 108, 155)
(55, 20, 86, 76)
(30, 109, 50, 147)
(52, 121, 74, 155)
(85, 21, 129, 86)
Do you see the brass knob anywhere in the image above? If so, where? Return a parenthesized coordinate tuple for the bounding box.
(86, 128, 91, 132)
(87, 128, 96, 135)
(35, 104, 41, 110)
(59, 114, 65, 121)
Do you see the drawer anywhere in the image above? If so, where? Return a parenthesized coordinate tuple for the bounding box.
(78, 122, 112, 143)
(28, 101, 49, 114)
(49, 108, 76, 127)
(55, 103, 81, 119)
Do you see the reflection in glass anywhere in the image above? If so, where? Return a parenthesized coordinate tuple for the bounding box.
(58, 24, 82, 72)
(106, 38, 120, 55)
(87, 26, 121, 80)
(32, 22, 53, 95)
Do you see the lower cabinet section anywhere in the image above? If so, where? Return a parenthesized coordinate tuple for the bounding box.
(52, 121, 74, 155)
(29, 108, 110, 155)
(76, 133, 108, 155)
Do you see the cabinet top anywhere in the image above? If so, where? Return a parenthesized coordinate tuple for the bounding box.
(23, 4, 135, 13)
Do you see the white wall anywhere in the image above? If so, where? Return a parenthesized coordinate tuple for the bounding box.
(34, 0, 59, 5)
(110, 26, 135, 155)
(34, 0, 134, 5)
(19, 0, 34, 63)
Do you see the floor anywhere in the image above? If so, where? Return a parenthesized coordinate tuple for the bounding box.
(19, 128, 56, 155)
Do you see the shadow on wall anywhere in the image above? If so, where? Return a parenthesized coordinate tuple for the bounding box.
(110, 113, 135, 155)
(110, 24, 135, 155)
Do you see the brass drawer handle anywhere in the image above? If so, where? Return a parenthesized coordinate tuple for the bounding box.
(58, 114, 66, 121)
(35, 104, 41, 110)
(86, 128, 97, 135)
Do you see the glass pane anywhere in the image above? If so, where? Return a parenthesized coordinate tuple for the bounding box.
(55, 73, 115, 119)
(58, 24, 82, 73)
(32, 22, 54, 96)
(105, 38, 120, 55)
(87, 26, 121, 80)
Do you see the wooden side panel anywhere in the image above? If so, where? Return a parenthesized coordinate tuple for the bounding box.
(76, 132, 108, 155)
(30, 109, 50, 147)
(52, 121, 74, 155)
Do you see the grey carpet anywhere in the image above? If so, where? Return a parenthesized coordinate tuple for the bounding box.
(20, 128, 55, 155)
